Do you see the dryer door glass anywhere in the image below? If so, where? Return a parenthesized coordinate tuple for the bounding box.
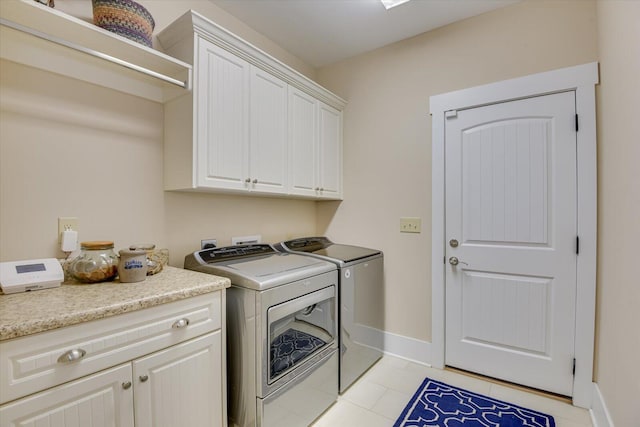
(267, 285, 336, 382)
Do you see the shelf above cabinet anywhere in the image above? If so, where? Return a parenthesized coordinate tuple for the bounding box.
(0, 0, 192, 103)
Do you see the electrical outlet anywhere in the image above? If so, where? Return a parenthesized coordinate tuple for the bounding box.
(400, 217, 421, 233)
(201, 239, 217, 249)
(231, 235, 261, 245)
(58, 217, 78, 242)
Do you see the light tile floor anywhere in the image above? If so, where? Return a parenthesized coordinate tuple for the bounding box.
(313, 355, 593, 427)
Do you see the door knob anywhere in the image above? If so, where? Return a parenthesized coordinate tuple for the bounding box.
(449, 257, 468, 266)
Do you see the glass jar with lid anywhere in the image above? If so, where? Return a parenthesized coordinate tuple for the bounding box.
(68, 241, 119, 283)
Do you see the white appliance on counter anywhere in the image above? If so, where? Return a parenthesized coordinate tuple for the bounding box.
(0, 258, 63, 294)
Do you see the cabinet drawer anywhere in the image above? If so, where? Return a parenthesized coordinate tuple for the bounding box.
(0, 291, 222, 404)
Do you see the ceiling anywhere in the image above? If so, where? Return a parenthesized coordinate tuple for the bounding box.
(209, 0, 520, 68)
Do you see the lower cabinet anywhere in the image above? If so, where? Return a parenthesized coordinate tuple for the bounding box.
(0, 363, 135, 426)
(0, 292, 226, 427)
(0, 332, 222, 427)
(134, 331, 223, 427)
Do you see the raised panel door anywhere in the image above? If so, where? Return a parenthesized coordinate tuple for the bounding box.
(196, 37, 249, 190)
(249, 66, 287, 194)
(288, 86, 318, 197)
(318, 103, 342, 199)
(445, 91, 577, 396)
(133, 332, 223, 427)
(0, 364, 134, 427)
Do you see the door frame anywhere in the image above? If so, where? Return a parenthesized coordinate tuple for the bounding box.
(429, 62, 598, 408)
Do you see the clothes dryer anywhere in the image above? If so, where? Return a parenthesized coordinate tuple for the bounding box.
(275, 237, 383, 393)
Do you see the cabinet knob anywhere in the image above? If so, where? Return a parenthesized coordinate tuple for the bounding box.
(245, 178, 251, 183)
(122, 381, 132, 390)
(315, 187, 320, 191)
(57, 348, 86, 364)
(172, 318, 190, 329)
(320, 187, 324, 192)
(252, 179, 258, 184)
(139, 375, 149, 382)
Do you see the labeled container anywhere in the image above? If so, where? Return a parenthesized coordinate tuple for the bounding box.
(68, 241, 119, 283)
(118, 249, 147, 283)
(129, 244, 165, 275)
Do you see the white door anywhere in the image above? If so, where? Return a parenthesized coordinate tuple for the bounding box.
(288, 86, 318, 197)
(249, 66, 288, 194)
(133, 331, 223, 427)
(445, 91, 577, 396)
(0, 364, 134, 427)
(196, 37, 249, 190)
(318, 102, 343, 199)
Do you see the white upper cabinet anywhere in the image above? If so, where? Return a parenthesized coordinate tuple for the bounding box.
(249, 66, 288, 194)
(289, 87, 319, 197)
(318, 103, 343, 199)
(288, 88, 343, 199)
(196, 39, 249, 191)
(159, 10, 345, 199)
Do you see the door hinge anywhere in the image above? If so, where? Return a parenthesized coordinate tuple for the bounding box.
(445, 110, 458, 119)
(575, 114, 579, 132)
(576, 236, 580, 255)
(572, 358, 576, 376)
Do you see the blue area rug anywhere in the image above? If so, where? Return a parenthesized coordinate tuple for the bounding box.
(394, 377, 555, 427)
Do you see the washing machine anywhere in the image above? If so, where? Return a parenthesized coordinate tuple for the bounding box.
(185, 244, 339, 427)
(275, 237, 383, 393)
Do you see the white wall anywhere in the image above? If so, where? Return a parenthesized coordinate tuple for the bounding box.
(316, 0, 599, 343)
(0, 0, 318, 266)
(2, 1, 638, 423)
(594, 1, 640, 425)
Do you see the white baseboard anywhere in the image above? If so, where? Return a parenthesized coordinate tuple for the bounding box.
(590, 383, 614, 427)
(354, 325, 432, 365)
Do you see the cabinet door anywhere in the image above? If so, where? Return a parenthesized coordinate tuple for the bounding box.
(133, 331, 223, 427)
(249, 66, 288, 194)
(196, 37, 249, 190)
(288, 86, 318, 197)
(318, 102, 343, 199)
(0, 364, 134, 427)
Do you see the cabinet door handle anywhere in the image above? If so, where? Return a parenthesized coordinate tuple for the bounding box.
(122, 381, 132, 390)
(57, 348, 86, 364)
(139, 375, 149, 382)
(172, 318, 190, 329)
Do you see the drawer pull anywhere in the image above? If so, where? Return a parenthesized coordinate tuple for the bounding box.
(139, 375, 149, 382)
(122, 381, 132, 390)
(172, 318, 190, 329)
(57, 348, 86, 364)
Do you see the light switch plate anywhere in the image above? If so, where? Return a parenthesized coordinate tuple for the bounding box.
(400, 217, 421, 233)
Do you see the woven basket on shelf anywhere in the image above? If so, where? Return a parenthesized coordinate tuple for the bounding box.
(92, 0, 155, 47)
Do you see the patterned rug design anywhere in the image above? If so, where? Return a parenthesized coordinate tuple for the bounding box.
(394, 377, 555, 427)
(270, 328, 326, 378)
